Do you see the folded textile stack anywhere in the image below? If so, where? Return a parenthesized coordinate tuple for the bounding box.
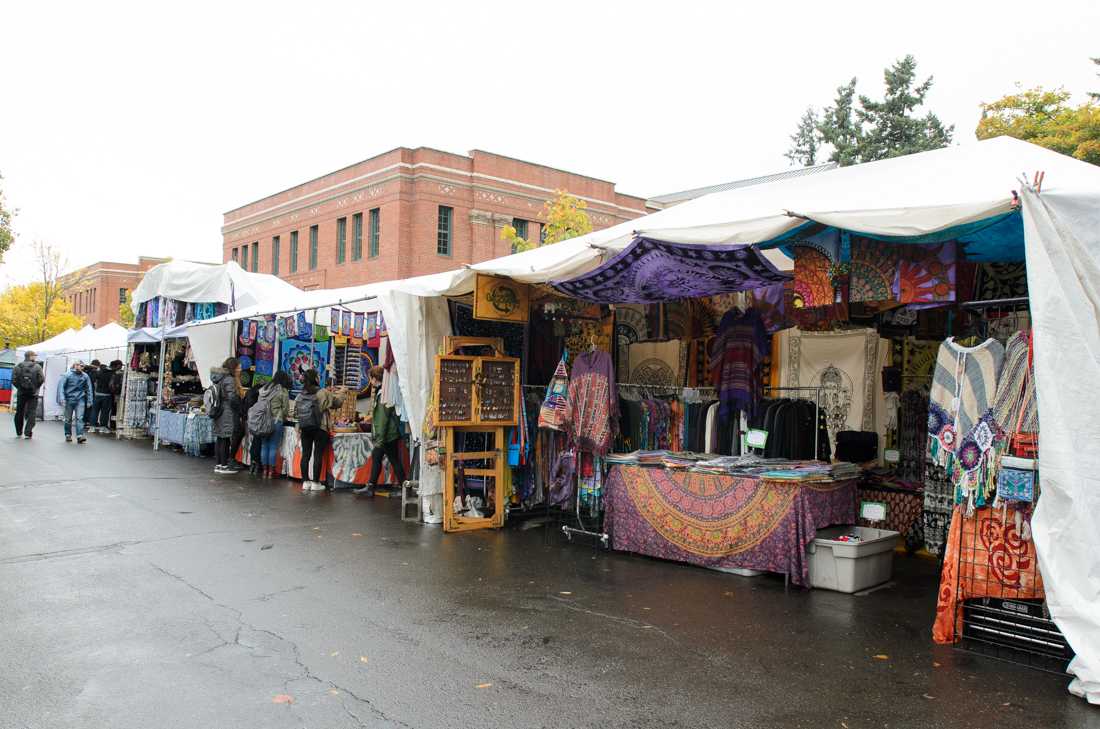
(829, 462, 862, 480)
(661, 452, 711, 470)
(605, 451, 641, 465)
(637, 450, 671, 466)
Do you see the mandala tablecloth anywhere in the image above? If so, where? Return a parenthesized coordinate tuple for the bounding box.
(932, 505, 1044, 644)
(241, 429, 409, 485)
(604, 465, 857, 586)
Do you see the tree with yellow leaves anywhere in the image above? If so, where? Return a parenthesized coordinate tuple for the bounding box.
(501, 189, 593, 253)
(976, 86, 1100, 165)
(118, 290, 135, 328)
(0, 282, 83, 346)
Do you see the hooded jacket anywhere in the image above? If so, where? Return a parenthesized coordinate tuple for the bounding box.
(56, 368, 93, 405)
(209, 367, 242, 438)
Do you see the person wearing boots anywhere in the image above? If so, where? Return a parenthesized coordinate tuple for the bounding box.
(12, 351, 45, 439)
(355, 366, 406, 497)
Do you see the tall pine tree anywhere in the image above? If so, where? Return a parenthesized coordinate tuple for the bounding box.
(785, 107, 821, 167)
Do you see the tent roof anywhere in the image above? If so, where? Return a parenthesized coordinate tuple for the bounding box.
(189, 137, 1100, 320)
(18, 323, 129, 356)
(131, 260, 302, 310)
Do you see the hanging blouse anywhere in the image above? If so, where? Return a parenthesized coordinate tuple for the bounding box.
(562, 350, 618, 455)
(927, 337, 1005, 507)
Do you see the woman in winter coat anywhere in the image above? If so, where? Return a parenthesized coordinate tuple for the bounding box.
(295, 368, 342, 491)
(210, 357, 243, 474)
(247, 370, 291, 478)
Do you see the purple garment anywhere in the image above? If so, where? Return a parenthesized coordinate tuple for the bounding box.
(709, 307, 768, 419)
(552, 237, 792, 304)
(562, 350, 619, 455)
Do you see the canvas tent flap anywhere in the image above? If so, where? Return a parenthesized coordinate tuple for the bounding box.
(131, 260, 302, 311)
(1023, 184, 1100, 704)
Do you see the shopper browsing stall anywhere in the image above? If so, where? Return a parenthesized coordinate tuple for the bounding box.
(210, 357, 243, 474)
(247, 370, 291, 478)
(296, 368, 342, 491)
(355, 366, 406, 497)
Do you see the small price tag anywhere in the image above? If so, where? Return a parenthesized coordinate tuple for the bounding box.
(860, 500, 888, 522)
(745, 429, 768, 449)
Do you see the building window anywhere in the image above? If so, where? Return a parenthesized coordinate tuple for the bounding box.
(251, 241, 259, 272)
(351, 213, 363, 261)
(336, 217, 347, 264)
(437, 205, 452, 256)
(513, 218, 528, 240)
(369, 208, 380, 258)
(290, 231, 299, 273)
(240, 243, 249, 271)
(309, 225, 319, 270)
(119, 288, 127, 304)
(232, 247, 239, 262)
(272, 235, 281, 275)
(92, 288, 96, 312)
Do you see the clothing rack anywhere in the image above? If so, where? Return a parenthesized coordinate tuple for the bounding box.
(762, 385, 824, 459)
(960, 296, 1029, 309)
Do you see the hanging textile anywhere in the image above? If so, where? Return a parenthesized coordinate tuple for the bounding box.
(615, 304, 649, 381)
(563, 350, 618, 455)
(709, 307, 767, 420)
(254, 321, 276, 380)
(786, 228, 840, 309)
(776, 327, 887, 458)
(627, 340, 684, 388)
(927, 337, 1005, 507)
(896, 241, 957, 306)
(538, 354, 570, 431)
(551, 237, 791, 304)
(280, 339, 330, 393)
(849, 237, 900, 304)
(974, 262, 1028, 301)
(237, 319, 258, 371)
(746, 283, 787, 333)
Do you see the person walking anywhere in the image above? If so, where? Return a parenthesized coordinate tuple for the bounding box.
(247, 370, 291, 478)
(355, 366, 406, 497)
(56, 360, 93, 443)
(83, 360, 100, 432)
(12, 351, 45, 439)
(90, 359, 116, 433)
(210, 357, 243, 474)
(296, 369, 342, 491)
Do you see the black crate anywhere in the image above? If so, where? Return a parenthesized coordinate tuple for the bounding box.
(959, 598, 1073, 675)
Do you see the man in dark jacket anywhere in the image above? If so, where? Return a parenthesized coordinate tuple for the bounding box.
(90, 360, 117, 433)
(12, 351, 45, 439)
(56, 360, 93, 444)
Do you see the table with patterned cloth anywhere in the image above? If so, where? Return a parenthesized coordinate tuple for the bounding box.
(604, 465, 857, 587)
(857, 485, 924, 550)
(156, 410, 187, 445)
(241, 429, 409, 486)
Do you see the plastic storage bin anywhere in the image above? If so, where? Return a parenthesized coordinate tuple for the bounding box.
(807, 526, 899, 593)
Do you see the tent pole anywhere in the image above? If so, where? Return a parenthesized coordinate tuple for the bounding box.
(153, 327, 166, 451)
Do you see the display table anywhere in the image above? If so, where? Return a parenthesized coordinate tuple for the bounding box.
(242, 428, 409, 486)
(156, 410, 215, 455)
(604, 465, 857, 587)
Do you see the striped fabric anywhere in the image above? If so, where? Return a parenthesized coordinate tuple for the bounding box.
(992, 331, 1038, 434)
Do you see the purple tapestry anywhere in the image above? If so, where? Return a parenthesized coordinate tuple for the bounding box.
(552, 237, 792, 304)
(603, 465, 857, 586)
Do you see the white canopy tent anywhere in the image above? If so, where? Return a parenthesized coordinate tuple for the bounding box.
(130, 260, 303, 312)
(182, 138, 1099, 700)
(17, 323, 130, 420)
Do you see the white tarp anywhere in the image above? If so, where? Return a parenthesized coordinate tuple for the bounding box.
(131, 260, 302, 311)
(1022, 184, 1100, 704)
(19, 323, 128, 361)
(186, 321, 234, 389)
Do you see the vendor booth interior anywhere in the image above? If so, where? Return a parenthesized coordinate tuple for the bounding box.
(109, 139, 1100, 702)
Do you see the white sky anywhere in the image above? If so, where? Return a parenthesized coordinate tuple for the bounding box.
(1, 0, 1097, 287)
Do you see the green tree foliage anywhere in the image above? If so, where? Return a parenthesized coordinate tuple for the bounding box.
(855, 55, 954, 162)
(1090, 56, 1100, 102)
(0, 172, 17, 264)
(0, 282, 83, 346)
(790, 56, 953, 167)
(501, 189, 593, 252)
(976, 86, 1100, 165)
(119, 290, 135, 328)
(785, 107, 821, 167)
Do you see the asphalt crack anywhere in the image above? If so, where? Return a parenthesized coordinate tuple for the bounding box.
(150, 561, 411, 728)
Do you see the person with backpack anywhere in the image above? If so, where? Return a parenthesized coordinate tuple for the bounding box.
(354, 366, 406, 497)
(107, 360, 124, 431)
(56, 360, 93, 444)
(296, 368, 342, 491)
(83, 360, 100, 431)
(12, 350, 45, 439)
(90, 359, 116, 433)
(247, 370, 291, 478)
(209, 357, 243, 474)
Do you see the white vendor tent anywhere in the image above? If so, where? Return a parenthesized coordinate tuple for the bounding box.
(183, 137, 1100, 700)
(130, 260, 302, 312)
(18, 323, 130, 420)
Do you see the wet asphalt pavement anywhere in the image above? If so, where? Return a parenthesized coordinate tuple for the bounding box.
(1, 418, 1097, 729)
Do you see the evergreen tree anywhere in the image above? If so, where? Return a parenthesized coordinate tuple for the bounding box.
(817, 79, 862, 166)
(855, 55, 954, 161)
(785, 107, 821, 167)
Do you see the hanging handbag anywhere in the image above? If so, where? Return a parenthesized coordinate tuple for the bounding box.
(996, 455, 1037, 503)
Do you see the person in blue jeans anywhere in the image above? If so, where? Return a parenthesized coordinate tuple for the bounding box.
(56, 360, 94, 443)
(248, 370, 291, 478)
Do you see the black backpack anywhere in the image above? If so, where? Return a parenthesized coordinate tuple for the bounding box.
(296, 390, 320, 429)
(204, 383, 223, 420)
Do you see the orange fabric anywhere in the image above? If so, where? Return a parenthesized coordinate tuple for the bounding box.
(932, 505, 1045, 644)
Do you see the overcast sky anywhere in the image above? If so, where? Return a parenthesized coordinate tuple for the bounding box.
(1, 0, 1097, 286)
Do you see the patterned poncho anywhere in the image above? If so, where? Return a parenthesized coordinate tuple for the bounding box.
(927, 337, 1005, 507)
(563, 350, 619, 455)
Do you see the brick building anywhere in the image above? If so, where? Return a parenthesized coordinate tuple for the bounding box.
(222, 147, 649, 290)
(63, 256, 170, 328)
